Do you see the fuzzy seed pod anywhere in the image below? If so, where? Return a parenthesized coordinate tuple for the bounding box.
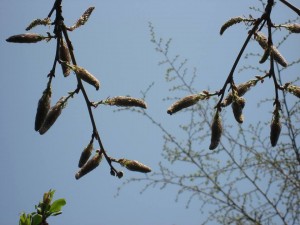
(222, 80, 256, 107)
(6, 33, 45, 43)
(220, 17, 244, 35)
(104, 96, 147, 108)
(78, 141, 93, 168)
(59, 39, 71, 77)
(270, 107, 281, 147)
(35, 86, 52, 131)
(26, 18, 51, 31)
(69, 7, 95, 31)
(118, 159, 151, 173)
(286, 84, 300, 98)
(232, 96, 245, 123)
(209, 110, 223, 150)
(75, 152, 102, 180)
(284, 23, 300, 33)
(73, 65, 100, 90)
(39, 97, 66, 135)
(167, 94, 203, 115)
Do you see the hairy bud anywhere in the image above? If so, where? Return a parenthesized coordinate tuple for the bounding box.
(209, 111, 223, 150)
(78, 141, 94, 168)
(69, 7, 95, 31)
(232, 96, 245, 123)
(118, 159, 151, 173)
(167, 94, 205, 115)
(6, 33, 45, 43)
(286, 84, 300, 98)
(39, 97, 66, 135)
(26, 18, 51, 31)
(270, 107, 281, 147)
(35, 85, 52, 131)
(104, 96, 147, 108)
(75, 152, 102, 179)
(73, 65, 100, 90)
(271, 46, 288, 67)
(220, 17, 244, 35)
(59, 39, 71, 77)
(284, 23, 300, 33)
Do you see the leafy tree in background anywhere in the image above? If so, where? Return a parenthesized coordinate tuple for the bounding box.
(121, 1, 300, 224)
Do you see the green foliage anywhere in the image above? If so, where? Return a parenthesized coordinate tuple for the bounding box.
(19, 189, 66, 225)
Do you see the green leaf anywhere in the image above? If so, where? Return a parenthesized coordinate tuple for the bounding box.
(49, 198, 66, 214)
(31, 214, 43, 225)
(19, 212, 31, 225)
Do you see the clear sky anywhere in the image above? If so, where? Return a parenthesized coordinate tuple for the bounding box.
(1, 1, 299, 225)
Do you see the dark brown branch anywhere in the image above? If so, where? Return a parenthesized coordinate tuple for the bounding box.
(279, 0, 300, 16)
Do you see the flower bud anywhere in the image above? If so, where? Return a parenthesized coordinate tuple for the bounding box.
(284, 23, 300, 33)
(39, 97, 66, 135)
(232, 96, 245, 123)
(26, 18, 51, 31)
(118, 159, 151, 173)
(69, 7, 95, 31)
(78, 141, 93, 168)
(59, 39, 71, 77)
(75, 152, 102, 180)
(104, 96, 147, 108)
(73, 65, 100, 90)
(270, 107, 281, 147)
(167, 94, 203, 115)
(220, 17, 244, 35)
(271, 46, 288, 67)
(209, 110, 223, 150)
(6, 33, 45, 43)
(286, 84, 300, 98)
(35, 86, 51, 131)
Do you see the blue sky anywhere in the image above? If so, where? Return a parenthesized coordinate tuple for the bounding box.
(1, 1, 299, 225)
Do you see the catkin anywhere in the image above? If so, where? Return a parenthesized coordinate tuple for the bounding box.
(167, 94, 202, 115)
(78, 141, 93, 168)
(75, 152, 102, 179)
(270, 107, 281, 147)
(6, 33, 45, 43)
(105, 96, 147, 108)
(118, 159, 151, 173)
(35, 86, 51, 131)
(73, 65, 100, 90)
(59, 39, 71, 77)
(209, 111, 223, 150)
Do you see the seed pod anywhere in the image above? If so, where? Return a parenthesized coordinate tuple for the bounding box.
(6, 33, 45, 43)
(167, 94, 203, 115)
(104, 96, 147, 108)
(286, 84, 300, 98)
(220, 17, 244, 35)
(222, 80, 256, 107)
(26, 17, 51, 31)
(75, 152, 102, 180)
(59, 39, 71, 77)
(73, 65, 100, 90)
(118, 159, 151, 173)
(35, 85, 51, 131)
(209, 110, 223, 150)
(270, 107, 281, 147)
(232, 96, 245, 123)
(78, 141, 93, 168)
(39, 97, 66, 135)
(284, 23, 300, 33)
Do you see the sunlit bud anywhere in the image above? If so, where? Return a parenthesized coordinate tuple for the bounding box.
(118, 159, 151, 173)
(104, 96, 147, 108)
(75, 152, 102, 180)
(73, 65, 100, 90)
(59, 39, 71, 77)
(286, 84, 300, 98)
(167, 94, 204, 115)
(6, 33, 45, 43)
(284, 23, 300, 33)
(209, 110, 222, 150)
(232, 96, 245, 123)
(220, 17, 244, 35)
(35, 85, 51, 131)
(259, 48, 270, 64)
(270, 106, 281, 147)
(39, 97, 66, 135)
(78, 141, 93, 168)
(26, 17, 51, 31)
(69, 7, 95, 31)
(271, 46, 288, 67)
(254, 32, 268, 49)
(222, 80, 256, 107)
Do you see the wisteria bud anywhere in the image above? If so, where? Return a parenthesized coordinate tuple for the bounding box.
(209, 110, 223, 150)
(167, 94, 205, 115)
(78, 141, 93, 168)
(6, 33, 45, 43)
(270, 106, 281, 147)
(283, 23, 300, 33)
(271, 46, 288, 67)
(39, 97, 66, 135)
(104, 96, 147, 108)
(35, 85, 51, 131)
(232, 96, 245, 123)
(286, 84, 300, 98)
(75, 152, 102, 180)
(26, 18, 51, 31)
(59, 39, 71, 77)
(73, 65, 100, 90)
(222, 80, 256, 107)
(69, 7, 95, 31)
(118, 159, 151, 173)
(220, 17, 244, 35)
(254, 32, 268, 49)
